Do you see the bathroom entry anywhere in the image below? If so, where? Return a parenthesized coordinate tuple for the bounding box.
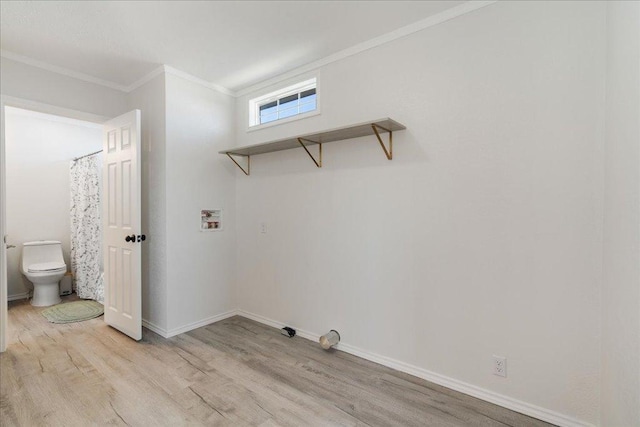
(2, 106, 143, 343)
(4, 107, 103, 306)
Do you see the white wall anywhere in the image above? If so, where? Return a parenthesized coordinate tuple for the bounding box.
(0, 57, 127, 119)
(601, 2, 640, 426)
(233, 2, 605, 425)
(125, 71, 239, 336)
(0, 3, 636, 425)
(165, 73, 236, 333)
(126, 74, 168, 332)
(5, 107, 102, 298)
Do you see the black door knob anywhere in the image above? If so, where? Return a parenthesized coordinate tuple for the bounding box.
(125, 234, 135, 242)
(137, 234, 146, 242)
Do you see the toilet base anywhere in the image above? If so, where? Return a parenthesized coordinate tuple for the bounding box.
(31, 282, 62, 307)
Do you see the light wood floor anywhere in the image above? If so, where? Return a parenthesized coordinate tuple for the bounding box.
(1, 296, 554, 427)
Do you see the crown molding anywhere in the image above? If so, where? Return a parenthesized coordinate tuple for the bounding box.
(128, 65, 236, 96)
(125, 65, 166, 92)
(1, 1, 497, 99)
(0, 49, 129, 92)
(0, 50, 235, 97)
(234, 0, 498, 97)
(163, 66, 235, 96)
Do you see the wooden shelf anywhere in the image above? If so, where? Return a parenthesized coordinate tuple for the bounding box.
(219, 118, 406, 175)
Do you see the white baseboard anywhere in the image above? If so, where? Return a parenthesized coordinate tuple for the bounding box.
(141, 308, 593, 427)
(142, 318, 169, 338)
(7, 292, 29, 302)
(236, 309, 322, 341)
(235, 309, 594, 427)
(142, 309, 239, 339)
(165, 310, 237, 337)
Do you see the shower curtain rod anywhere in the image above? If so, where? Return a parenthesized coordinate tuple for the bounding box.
(72, 149, 103, 162)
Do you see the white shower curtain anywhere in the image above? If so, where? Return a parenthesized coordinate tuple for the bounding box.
(70, 155, 104, 303)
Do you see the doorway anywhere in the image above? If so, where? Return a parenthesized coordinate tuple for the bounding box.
(3, 106, 103, 340)
(1, 99, 144, 350)
(0, 97, 109, 351)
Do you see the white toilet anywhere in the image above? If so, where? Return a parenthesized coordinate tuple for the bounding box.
(21, 241, 67, 307)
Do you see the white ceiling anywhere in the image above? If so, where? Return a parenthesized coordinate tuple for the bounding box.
(0, 1, 465, 93)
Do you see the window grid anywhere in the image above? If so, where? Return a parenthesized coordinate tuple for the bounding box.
(259, 88, 317, 125)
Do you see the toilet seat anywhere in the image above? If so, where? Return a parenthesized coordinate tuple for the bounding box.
(27, 262, 66, 273)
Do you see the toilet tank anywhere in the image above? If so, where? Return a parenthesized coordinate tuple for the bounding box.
(21, 241, 64, 272)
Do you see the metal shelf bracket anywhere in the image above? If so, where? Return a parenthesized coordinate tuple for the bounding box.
(219, 118, 404, 174)
(371, 123, 393, 160)
(297, 137, 322, 168)
(227, 153, 250, 176)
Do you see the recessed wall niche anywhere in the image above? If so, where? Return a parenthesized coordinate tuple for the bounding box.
(201, 209, 222, 231)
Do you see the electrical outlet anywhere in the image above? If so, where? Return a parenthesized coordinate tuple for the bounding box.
(493, 355, 507, 377)
(260, 222, 267, 234)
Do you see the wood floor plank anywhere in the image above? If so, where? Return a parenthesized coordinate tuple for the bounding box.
(1, 296, 556, 427)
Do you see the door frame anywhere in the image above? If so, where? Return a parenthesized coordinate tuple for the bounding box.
(0, 95, 108, 352)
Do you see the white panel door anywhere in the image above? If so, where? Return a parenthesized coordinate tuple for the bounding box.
(103, 110, 142, 340)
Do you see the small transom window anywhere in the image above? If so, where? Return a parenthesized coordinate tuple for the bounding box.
(249, 78, 317, 128)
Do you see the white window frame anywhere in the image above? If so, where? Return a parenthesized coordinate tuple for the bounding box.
(248, 77, 319, 131)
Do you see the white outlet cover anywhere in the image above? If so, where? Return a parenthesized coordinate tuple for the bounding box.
(493, 355, 507, 377)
